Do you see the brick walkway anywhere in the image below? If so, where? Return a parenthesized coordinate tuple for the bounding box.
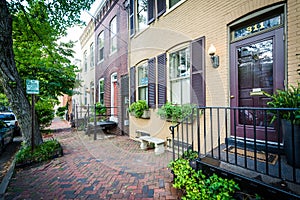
(4, 118, 181, 199)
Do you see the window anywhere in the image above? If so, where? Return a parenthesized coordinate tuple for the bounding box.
(98, 31, 104, 62)
(137, 0, 147, 31)
(84, 51, 87, 72)
(99, 79, 104, 105)
(84, 86, 88, 105)
(130, 67, 136, 104)
(138, 62, 148, 101)
(110, 16, 117, 54)
(129, 0, 135, 36)
(169, 47, 190, 104)
(90, 43, 94, 68)
(169, 0, 182, 9)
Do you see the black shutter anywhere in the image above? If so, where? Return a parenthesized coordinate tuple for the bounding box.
(129, 0, 135, 36)
(191, 37, 205, 106)
(157, 53, 166, 107)
(157, 0, 166, 17)
(148, 57, 156, 108)
(130, 66, 136, 104)
(147, 0, 155, 24)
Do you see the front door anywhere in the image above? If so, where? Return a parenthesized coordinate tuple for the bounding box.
(230, 28, 284, 142)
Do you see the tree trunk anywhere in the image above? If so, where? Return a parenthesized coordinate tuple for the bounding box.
(0, 0, 42, 146)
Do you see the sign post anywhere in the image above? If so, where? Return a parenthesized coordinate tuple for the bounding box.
(26, 80, 39, 151)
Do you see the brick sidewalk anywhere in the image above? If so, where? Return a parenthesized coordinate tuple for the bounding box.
(4, 118, 181, 199)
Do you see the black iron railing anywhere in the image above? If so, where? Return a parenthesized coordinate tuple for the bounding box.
(169, 106, 300, 198)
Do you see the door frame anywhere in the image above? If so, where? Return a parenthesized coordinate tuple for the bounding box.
(230, 28, 285, 142)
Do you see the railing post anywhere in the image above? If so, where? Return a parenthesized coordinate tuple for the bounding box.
(169, 125, 175, 162)
(94, 103, 97, 140)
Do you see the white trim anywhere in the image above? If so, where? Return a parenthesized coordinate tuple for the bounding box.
(110, 72, 118, 122)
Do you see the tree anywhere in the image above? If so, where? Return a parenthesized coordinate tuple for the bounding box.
(0, 0, 95, 146)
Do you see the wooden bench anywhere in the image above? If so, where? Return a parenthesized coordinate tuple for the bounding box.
(139, 136, 165, 155)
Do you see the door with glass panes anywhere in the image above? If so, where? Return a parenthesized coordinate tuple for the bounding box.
(230, 17, 284, 142)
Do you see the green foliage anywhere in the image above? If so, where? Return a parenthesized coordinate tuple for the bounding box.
(95, 102, 107, 115)
(0, 93, 9, 108)
(56, 105, 67, 118)
(182, 149, 198, 161)
(35, 99, 55, 129)
(15, 139, 63, 165)
(264, 82, 300, 125)
(168, 151, 240, 200)
(129, 100, 149, 118)
(157, 102, 197, 123)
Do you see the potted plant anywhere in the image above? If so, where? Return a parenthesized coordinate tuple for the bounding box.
(157, 102, 197, 123)
(157, 102, 182, 123)
(128, 100, 150, 119)
(264, 82, 300, 167)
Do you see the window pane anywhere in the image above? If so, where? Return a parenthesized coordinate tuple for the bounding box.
(138, 62, 148, 101)
(98, 32, 104, 61)
(169, 47, 190, 104)
(90, 43, 94, 67)
(138, 0, 147, 31)
(169, 0, 181, 8)
(110, 17, 117, 53)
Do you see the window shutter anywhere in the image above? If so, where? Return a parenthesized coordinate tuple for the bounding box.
(157, 0, 166, 17)
(129, 0, 135, 36)
(130, 66, 136, 104)
(191, 37, 205, 106)
(147, 0, 155, 24)
(148, 57, 156, 108)
(157, 53, 167, 107)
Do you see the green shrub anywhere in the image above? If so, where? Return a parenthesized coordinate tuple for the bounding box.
(95, 102, 107, 115)
(128, 100, 149, 118)
(15, 139, 63, 165)
(35, 100, 55, 129)
(56, 105, 67, 118)
(264, 82, 300, 125)
(157, 102, 197, 123)
(168, 151, 240, 200)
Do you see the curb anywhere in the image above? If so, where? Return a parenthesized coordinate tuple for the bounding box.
(0, 157, 16, 200)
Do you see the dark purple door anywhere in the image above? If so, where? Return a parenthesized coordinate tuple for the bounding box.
(230, 28, 284, 142)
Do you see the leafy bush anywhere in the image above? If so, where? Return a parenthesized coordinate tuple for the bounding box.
(168, 151, 240, 200)
(56, 105, 67, 118)
(157, 102, 197, 123)
(15, 139, 63, 165)
(264, 82, 300, 125)
(128, 100, 149, 118)
(95, 102, 107, 115)
(35, 100, 55, 129)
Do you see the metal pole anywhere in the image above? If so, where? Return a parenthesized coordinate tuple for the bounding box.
(31, 94, 35, 152)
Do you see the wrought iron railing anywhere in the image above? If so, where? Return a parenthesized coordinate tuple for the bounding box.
(169, 106, 300, 198)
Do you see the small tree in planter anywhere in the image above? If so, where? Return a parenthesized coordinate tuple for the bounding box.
(128, 100, 150, 119)
(264, 82, 300, 167)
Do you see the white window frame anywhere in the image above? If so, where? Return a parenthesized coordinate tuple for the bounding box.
(84, 51, 87, 72)
(110, 16, 117, 54)
(98, 78, 104, 105)
(137, 62, 148, 102)
(169, 46, 190, 105)
(90, 43, 94, 68)
(137, 0, 148, 32)
(98, 31, 104, 63)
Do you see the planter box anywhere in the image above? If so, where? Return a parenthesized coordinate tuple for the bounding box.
(141, 110, 150, 119)
(282, 119, 300, 168)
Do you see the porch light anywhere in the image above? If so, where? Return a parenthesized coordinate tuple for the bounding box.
(208, 44, 219, 68)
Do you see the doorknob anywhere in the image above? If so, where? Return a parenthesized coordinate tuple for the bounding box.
(230, 95, 235, 99)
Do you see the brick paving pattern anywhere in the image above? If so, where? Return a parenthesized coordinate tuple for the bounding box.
(4, 118, 181, 199)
